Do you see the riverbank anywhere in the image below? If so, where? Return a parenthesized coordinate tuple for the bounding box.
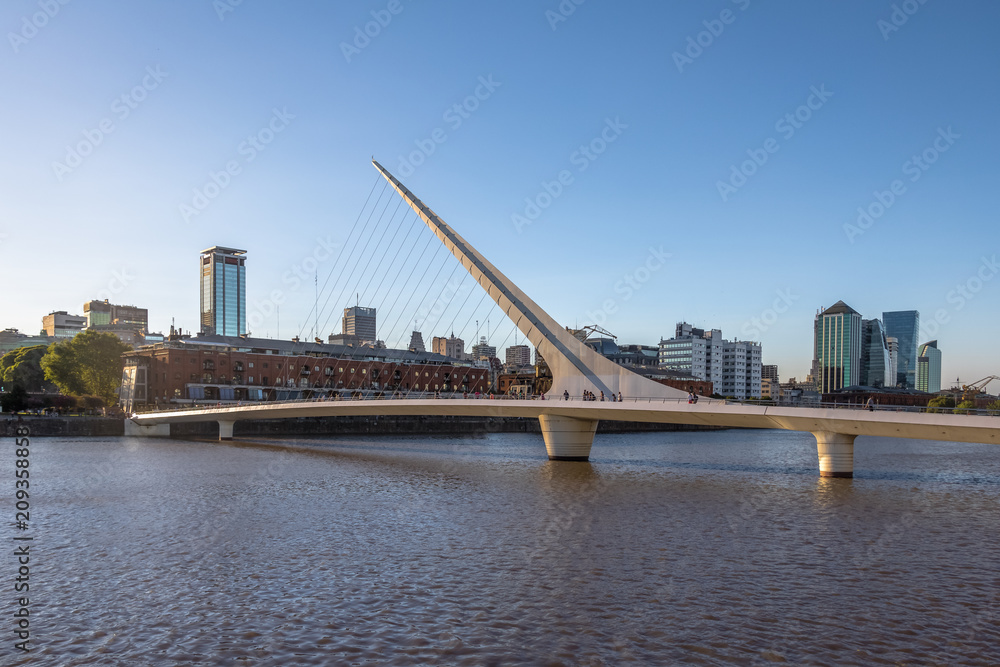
(3, 415, 727, 438)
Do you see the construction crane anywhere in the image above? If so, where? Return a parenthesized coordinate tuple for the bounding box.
(957, 376, 1000, 402)
(565, 324, 616, 342)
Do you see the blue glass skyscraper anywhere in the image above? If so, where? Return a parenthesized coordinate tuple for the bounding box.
(882, 310, 920, 388)
(860, 318, 892, 387)
(200, 246, 247, 336)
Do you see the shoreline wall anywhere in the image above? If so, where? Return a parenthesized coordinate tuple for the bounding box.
(3, 415, 727, 438)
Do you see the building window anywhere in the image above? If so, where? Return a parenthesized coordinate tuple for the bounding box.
(248, 362, 254, 368)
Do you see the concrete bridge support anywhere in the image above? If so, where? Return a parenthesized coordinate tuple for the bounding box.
(539, 414, 598, 461)
(813, 431, 856, 478)
(218, 421, 235, 441)
(124, 421, 170, 437)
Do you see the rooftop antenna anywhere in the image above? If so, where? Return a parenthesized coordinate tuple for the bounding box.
(314, 271, 318, 340)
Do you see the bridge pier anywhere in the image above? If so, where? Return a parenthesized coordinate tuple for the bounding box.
(813, 431, 856, 478)
(539, 414, 598, 461)
(124, 421, 170, 438)
(218, 420, 235, 441)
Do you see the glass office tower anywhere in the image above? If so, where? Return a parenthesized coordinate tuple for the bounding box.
(882, 310, 920, 388)
(916, 340, 942, 393)
(200, 247, 247, 336)
(860, 318, 893, 387)
(816, 301, 862, 393)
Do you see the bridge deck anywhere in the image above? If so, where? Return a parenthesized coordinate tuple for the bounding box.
(132, 398, 1000, 446)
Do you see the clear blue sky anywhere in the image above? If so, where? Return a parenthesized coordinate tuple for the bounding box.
(2, 0, 998, 385)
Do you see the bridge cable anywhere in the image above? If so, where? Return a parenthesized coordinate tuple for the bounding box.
(317, 195, 406, 337)
(309, 179, 393, 339)
(297, 174, 384, 341)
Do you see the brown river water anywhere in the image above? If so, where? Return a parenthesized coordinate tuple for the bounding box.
(13, 429, 1000, 665)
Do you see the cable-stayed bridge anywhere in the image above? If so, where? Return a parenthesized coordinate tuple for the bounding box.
(128, 161, 1000, 478)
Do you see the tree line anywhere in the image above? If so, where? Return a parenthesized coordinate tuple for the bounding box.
(0, 331, 129, 413)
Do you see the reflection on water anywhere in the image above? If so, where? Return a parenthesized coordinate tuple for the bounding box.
(20, 429, 1000, 665)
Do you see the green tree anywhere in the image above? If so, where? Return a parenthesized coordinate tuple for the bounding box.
(926, 396, 955, 413)
(955, 399, 977, 415)
(0, 345, 51, 392)
(41, 331, 130, 404)
(988, 399, 1000, 416)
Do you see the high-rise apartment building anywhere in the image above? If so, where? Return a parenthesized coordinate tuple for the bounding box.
(916, 340, 942, 393)
(762, 365, 779, 383)
(200, 247, 246, 336)
(471, 336, 496, 360)
(886, 337, 899, 386)
(882, 310, 920, 389)
(859, 318, 892, 388)
(659, 322, 761, 399)
(342, 306, 377, 343)
(816, 301, 862, 393)
(505, 344, 531, 368)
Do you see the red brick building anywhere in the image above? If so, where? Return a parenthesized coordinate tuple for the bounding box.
(121, 334, 490, 407)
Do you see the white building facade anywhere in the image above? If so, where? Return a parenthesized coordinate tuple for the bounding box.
(658, 322, 761, 399)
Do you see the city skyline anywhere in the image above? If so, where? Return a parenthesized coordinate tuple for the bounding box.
(2, 2, 998, 386)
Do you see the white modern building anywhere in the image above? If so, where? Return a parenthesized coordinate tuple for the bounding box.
(887, 337, 899, 387)
(658, 322, 761, 399)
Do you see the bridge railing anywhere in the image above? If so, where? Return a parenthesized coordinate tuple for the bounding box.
(127, 393, 1000, 418)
